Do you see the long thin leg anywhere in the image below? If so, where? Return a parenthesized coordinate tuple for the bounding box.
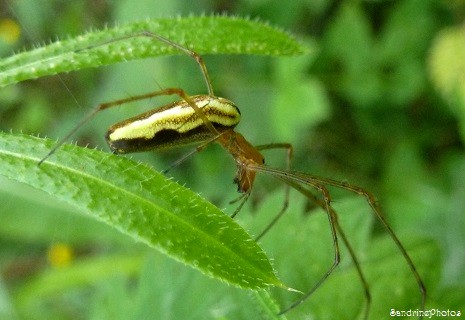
(334, 219, 371, 319)
(162, 131, 229, 174)
(251, 165, 425, 317)
(274, 176, 341, 315)
(286, 178, 371, 319)
(230, 192, 251, 218)
(298, 173, 426, 313)
(77, 31, 214, 95)
(254, 143, 293, 240)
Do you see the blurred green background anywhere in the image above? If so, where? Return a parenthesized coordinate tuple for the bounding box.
(1, 0, 464, 319)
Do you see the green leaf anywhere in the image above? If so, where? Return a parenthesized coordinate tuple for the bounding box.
(0, 132, 285, 291)
(250, 290, 286, 320)
(428, 25, 465, 142)
(0, 16, 308, 87)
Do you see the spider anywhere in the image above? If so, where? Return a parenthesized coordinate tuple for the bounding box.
(39, 30, 426, 318)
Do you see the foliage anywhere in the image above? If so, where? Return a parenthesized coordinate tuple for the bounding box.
(0, 132, 283, 291)
(1, 1, 464, 319)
